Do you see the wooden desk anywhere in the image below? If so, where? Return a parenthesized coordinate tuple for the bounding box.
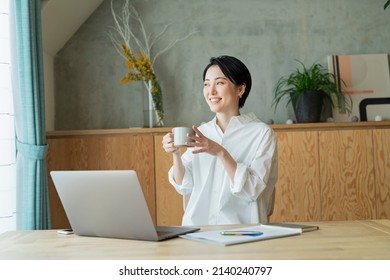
(0, 220, 389, 260)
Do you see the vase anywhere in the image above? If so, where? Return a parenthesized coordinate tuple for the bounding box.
(143, 109, 163, 128)
(143, 80, 164, 127)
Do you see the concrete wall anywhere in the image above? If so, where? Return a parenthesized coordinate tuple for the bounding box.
(52, 0, 390, 130)
(41, 0, 104, 130)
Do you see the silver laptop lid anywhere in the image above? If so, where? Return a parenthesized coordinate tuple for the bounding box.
(51, 170, 159, 241)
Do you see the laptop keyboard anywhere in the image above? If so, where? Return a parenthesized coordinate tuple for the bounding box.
(156, 230, 173, 236)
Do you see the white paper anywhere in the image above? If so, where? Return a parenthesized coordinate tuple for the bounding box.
(180, 224, 302, 246)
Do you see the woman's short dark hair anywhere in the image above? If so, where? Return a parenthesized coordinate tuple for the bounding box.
(202, 55, 252, 108)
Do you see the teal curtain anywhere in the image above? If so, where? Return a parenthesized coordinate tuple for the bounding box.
(11, 0, 51, 230)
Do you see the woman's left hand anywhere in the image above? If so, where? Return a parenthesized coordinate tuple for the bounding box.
(187, 125, 224, 157)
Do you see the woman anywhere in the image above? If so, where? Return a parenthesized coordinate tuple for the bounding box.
(162, 55, 278, 226)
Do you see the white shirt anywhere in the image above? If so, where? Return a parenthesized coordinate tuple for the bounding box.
(168, 112, 278, 226)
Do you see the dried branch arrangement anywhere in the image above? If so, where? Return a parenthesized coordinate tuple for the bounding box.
(108, 0, 198, 126)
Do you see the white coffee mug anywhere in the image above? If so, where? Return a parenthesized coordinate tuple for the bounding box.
(173, 127, 195, 147)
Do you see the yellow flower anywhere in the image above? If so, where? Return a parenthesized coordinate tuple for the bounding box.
(119, 45, 163, 122)
(120, 77, 128, 85)
(121, 46, 157, 84)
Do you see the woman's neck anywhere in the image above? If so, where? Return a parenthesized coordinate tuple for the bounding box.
(216, 111, 240, 132)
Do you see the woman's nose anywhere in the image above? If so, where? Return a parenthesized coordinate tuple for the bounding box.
(210, 85, 217, 94)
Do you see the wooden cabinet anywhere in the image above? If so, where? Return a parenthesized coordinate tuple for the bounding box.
(46, 123, 390, 228)
(272, 125, 379, 223)
(373, 129, 390, 219)
(319, 129, 376, 220)
(270, 131, 321, 222)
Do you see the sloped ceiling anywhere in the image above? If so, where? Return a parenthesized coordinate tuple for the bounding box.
(41, 0, 104, 56)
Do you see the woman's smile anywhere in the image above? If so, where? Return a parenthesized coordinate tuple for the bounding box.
(209, 97, 222, 104)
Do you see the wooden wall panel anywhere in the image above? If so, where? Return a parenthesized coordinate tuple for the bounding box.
(270, 131, 321, 222)
(154, 134, 185, 226)
(373, 129, 390, 219)
(319, 130, 375, 221)
(46, 134, 155, 229)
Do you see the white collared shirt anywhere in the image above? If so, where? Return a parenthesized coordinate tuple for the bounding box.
(168, 112, 278, 226)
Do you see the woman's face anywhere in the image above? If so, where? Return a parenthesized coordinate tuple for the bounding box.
(203, 65, 244, 115)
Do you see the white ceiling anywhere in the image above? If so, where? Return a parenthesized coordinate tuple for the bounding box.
(41, 0, 104, 56)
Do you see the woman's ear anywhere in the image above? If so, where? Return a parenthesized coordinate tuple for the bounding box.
(238, 84, 246, 97)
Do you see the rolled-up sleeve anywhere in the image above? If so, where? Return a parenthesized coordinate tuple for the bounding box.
(168, 150, 194, 195)
(230, 128, 278, 202)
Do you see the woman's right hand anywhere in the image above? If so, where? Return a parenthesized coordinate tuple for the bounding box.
(162, 131, 180, 154)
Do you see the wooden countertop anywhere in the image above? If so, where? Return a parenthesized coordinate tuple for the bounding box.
(46, 121, 390, 138)
(1, 220, 389, 260)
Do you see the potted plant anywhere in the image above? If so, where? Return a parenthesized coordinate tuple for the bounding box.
(272, 60, 352, 123)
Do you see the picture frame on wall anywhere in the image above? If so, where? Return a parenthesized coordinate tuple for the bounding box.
(327, 53, 390, 122)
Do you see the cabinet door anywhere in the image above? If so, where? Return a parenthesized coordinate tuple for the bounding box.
(47, 134, 155, 229)
(154, 134, 185, 226)
(270, 131, 321, 222)
(373, 129, 390, 219)
(319, 130, 375, 220)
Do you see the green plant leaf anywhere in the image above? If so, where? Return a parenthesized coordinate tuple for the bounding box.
(272, 60, 352, 115)
(386, 0, 390, 9)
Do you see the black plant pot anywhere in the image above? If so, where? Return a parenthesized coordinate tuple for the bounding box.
(292, 91, 324, 123)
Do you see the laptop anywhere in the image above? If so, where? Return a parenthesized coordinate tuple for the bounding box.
(50, 170, 199, 241)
